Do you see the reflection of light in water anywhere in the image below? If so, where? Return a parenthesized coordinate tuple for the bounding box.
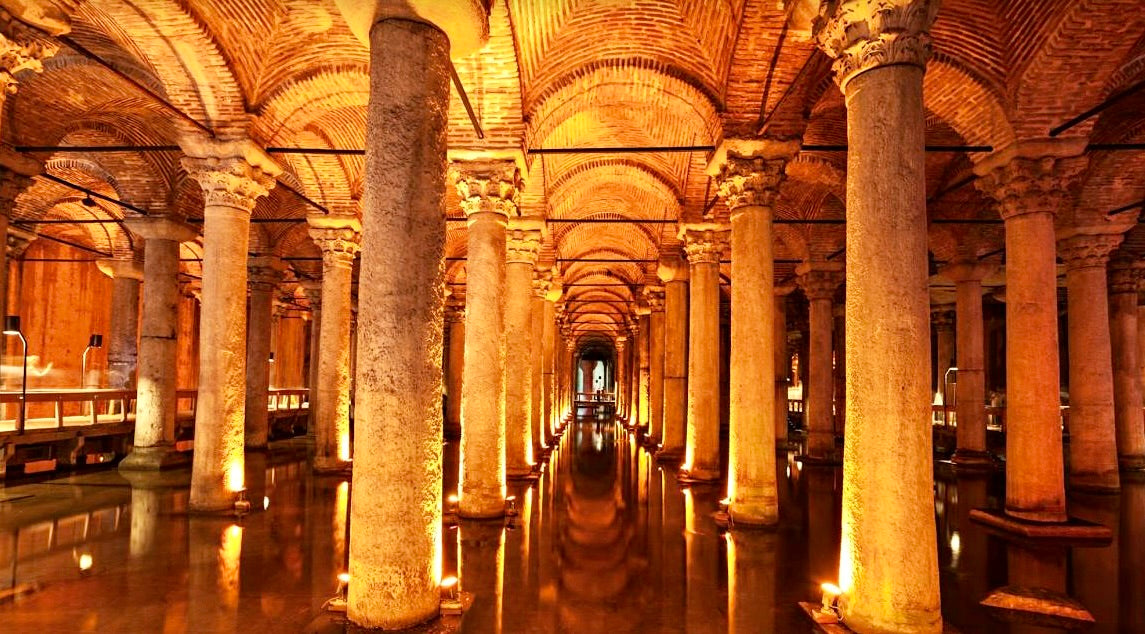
(262, 496, 270, 511)
(78, 553, 93, 571)
(334, 481, 348, 571)
(950, 531, 961, 563)
(593, 429, 603, 452)
(219, 524, 243, 609)
(684, 487, 694, 534)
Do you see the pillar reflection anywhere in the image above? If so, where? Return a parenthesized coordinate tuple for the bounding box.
(459, 520, 505, 633)
(186, 519, 243, 632)
(727, 530, 776, 633)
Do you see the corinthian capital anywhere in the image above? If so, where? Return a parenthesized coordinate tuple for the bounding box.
(974, 147, 1088, 221)
(814, 0, 940, 91)
(181, 139, 280, 213)
(506, 220, 542, 265)
(308, 214, 362, 269)
(709, 139, 799, 216)
(1057, 232, 1123, 271)
(0, 13, 61, 96)
(451, 160, 522, 218)
(681, 225, 729, 265)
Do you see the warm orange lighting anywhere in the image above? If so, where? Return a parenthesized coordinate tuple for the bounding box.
(262, 496, 270, 511)
(440, 576, 458, 589)
(821, 582, 841, 597)
(226, 460, 244, 493)
(219, 524, 244, 609)
(78, 553, 93, 571)
(334, 481, 349, 567)
(338, 572, 351, 584)
(338, 431, 351, 462)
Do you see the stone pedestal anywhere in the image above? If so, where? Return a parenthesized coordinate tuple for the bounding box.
(454, 160, 519, 518)
(682, 226, 727, 482)
(941, 260, 995, 469)
(797, 263, 843, 463)
(712, 139, 795, 524)
(120, 217, 197, 470)
(309, 215, 360, 472)
(1058, 231, 1123, 491)
(244, 256, 284, 451)
(181, 140, 279, 511)
(96, 258, 143, 390)
(1109, 261, 1145, 471)
(445, 301, 465, 440)
(658, 256, 689, 461)
(504, 223, 541, 477)
(648, 290, 666, 443)
(816, 1, 942, 630)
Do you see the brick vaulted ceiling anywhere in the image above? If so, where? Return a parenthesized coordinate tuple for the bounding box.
(4, 0, 1145, 340)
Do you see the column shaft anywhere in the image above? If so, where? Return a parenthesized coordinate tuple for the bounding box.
(445, 308, 465, 440)
(542, 300, 557, 445)
(638, 313, 651, 429)
(806, 294, 835, 460)
(108, 275, 141, 389)
(774, 294, 789, 447)
(244, 263, 279, 450)
(649, 303, 665, 442)
(1110, 266, 1145, 469)
(684, 234, 723, 481)
(312, 241, 356, 472)
(504, 251, 537, 477)
(950, 272, 990, 463)
(661, 278, 688, 459)
(530, 293, 544, 452)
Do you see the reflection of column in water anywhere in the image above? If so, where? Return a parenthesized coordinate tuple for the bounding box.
(459, 521, 505, 633)
(661, 475, 686, 629)
(685, 486, 725, 633)
(186, 519, 242, 633)
(1070, 493, 1118, 633)
(727, 530, 776, 634)
(947, 476, 991, 631)
(647, 456, 663, 605)
(1005, 541, 1069, 634)
(804, 466, 841, 595)
(1122, 483, 1145, 632)
(502, 484, 533, 633)
(334, 480, 349, 573)
(243, 449, 268, 514)
(129, 485, 161, 558)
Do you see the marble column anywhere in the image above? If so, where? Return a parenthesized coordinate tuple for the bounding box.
(974, 142, 1090, 528)
(96, 258, 143, 390)
(637, 308, 652, 431)
(301, 280, 322, 437)
(797, 263, 843, 463)
(244, 256, 284, 451)
(816, 1, 942, 630)
(616, 335, 629, 421)
(529, 278, 546, 453)
(181, 140, 279, 511)
(648, 289, 666, 443)
(308, 215, 360, 472)
(561, 333, 575, 423)
(1109, 260, 1145, 471)
(658, 254, 689, 461)
(682, 226, 727, 482)
(455, 160, 520, 518)
(941, 260, 995, 468)
(445, 300, 466, 440)
(1058, 231, 1124, 491)
(334, 3, 487, 627)
(542, 293, 559, 445)
(775, 289, 792, 449)
(120, 217, 197, 470)
(713, 139, 794, 524)
(833, 304, 846, 437)
(504, 222, 541, 477)
(932, 306, 955, 408)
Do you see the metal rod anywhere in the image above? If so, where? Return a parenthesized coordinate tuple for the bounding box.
(10, 227, 112, 257)
(1049, 79, 1145, 137)
(11, 218, 123, 224)
(449, 62, 484, 140)
(930, 218, 1003, 225)
(1087, 143, 1145, 151)
(16, 145, 182, 153)
(529, 146, 715, 155)
(267, 147, 364, 156)
(39, 173, 149, 215)
(1112, 198, 1145, 215)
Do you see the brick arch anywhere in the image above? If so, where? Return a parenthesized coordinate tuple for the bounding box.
(775, 186, 845, 260)
(924, 55, 1014, 149)
(547, 158, 683, 204)
(271, 221, 321, 260)
(49, 124, 174, 211)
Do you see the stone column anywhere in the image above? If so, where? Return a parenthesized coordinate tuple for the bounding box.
(816, 2, 942, 630)
(712, 139, 794, 524)
(682, 226, 727, 482)
(301, 280, 322, 437)
(444, 300, 465, 440)
(648, 289, 666, 443)
(1058, 231, 1123, 491)
(454, 160, 519, 518)
(96, 258, 143, 389)
(181, 140, 279, 511)
(1109, 259, 1145, 471)
(244, 256, 284, 450)
(0, 169, 32, 323)
(833, 304, 846, 437)
(504, 222, 541, 477)
(308, 215, 361, 472)
(637, 307, 652, 430)
(529, 279, 546, 453)
(120, 217, 197, 470)
(332, 3, 487, 627)
(940, 260, 995, 468)
(563, 335, 576, 422)
(797, 263, 843, 463)
(775, 288, 792, 449)
(615, 335, 628, 420)
(932, 306, 955, 407)
(658, 254, 689, 461)
(542, 292, 559, 445)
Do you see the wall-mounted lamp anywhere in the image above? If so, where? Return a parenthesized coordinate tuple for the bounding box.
(268, 352, 275, 364)
(82, 334, 103, 388)
(81, 196, 98, 208)
(3, 316, 27, 432)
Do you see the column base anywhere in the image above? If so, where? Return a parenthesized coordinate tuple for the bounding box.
(1067, 471, 1120, 494)
(678, 465, 719, 483)
(313, 456, 352, 475)
(640, 435, 662, 451)
(980, 586, 1095, 629)
(458, 491, 507, 519)
(1119, 454, 1145, 471)
(506, 466, 538, 481)
(727, 501, 779, 528)
(656, 447, 684, 464)
(795, 453, 842, 467)
(118, 445, 189, 471)
(948, 449, 995, 472)
(969, 508, 1112, 544)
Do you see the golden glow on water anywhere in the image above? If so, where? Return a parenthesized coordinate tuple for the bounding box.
(334, 481, 349, 570)
(219, 524, 243, 609)
(683, 487, 694, 534)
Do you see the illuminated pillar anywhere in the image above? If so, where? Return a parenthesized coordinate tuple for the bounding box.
(682, 226, 727, 481)
(1058, 231, 1123, 491)
(458, 521, 506, 633)
(530, 278, 546, 452)
(244, 256, 284, 450)
(975, 142, 1089, 526)
(505, 223, 542, 477)
(637, 307, 652, 430)
(658, 255, 688, 461)
(797, 263, 843, 463)
(96, 258, 143, 389)
(648, 289, 666, 443)
(775, 288, 792, 449)
(120, 217, 197, 470)
(182, 139, 279, 511)
(334, 2, 489, 626)
(562, 334, 576, 422)
(816, 1, 942, 630)
(714, 139, 794, 524)
(941, 260, 994, 468)
(616, 335, 628, 421)
(308, 215, 361, 472)
(455, 160, 519, 518)
(301, 280, 322, 437)
(445, 300, 465, 440)
(1109, 260, 1145, 471)
(542, 293, 559, 445)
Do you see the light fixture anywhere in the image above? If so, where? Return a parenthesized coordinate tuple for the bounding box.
(815, 582, 842, 623)
(234, 488, 251, 515)
(81, 196, 98, 208)
(268, 352, 275, 364)
(81, 333, 103, 388)
(440, 576, 465, 615)
(3, 316, 28, 432)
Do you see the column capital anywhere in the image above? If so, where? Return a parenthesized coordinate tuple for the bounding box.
(0, 167, 32, 210)
(6, 225, 33, 258)
(939, 258, 996, 284)
(796, 262, 844, 300)
(615, 335, 628, 350)
(308, 213, 362, 269)
(973, 141, 1089, 221)
(1057, 231, 1124, 270)
(444, 300, 466, 323)
(96, 258, 144, 281)
(450, 160, 521, 219)
(1108, 257, 1143, 295)
(506, 227, 542, 264)
(123, 216, 198, 243)
(300, 280, 322, 309)
(532, 270, 562, 301)
(681, 225, 729, 265)
(657, 253, 689, 282)
(644, 286, 665, 312)
(930, 305, 955, 329)
(0, 13, 62, 96)
(179, 277, 201, 301)
(180, 139, 280, 212)
(709, 138, 799, 216)
(813, 0, 940, 91)
(248, 256, 285, 292)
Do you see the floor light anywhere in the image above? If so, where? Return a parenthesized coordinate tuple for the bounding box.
(4, 316, 27, 432)
(82, 334, 103, 388)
